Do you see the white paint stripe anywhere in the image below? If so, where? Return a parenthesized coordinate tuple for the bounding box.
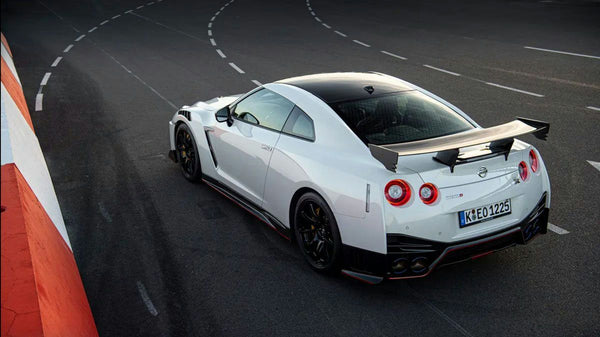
(310, 11, 316, 16)
(136, 281, 158, 316)
(40, 72, 52, 86)
(422, 300, 474, 337)
(125, 9, 133, 13)
(216, 49, 226, 58)
(423, 64, 461, 76)
(548, 223, 570, 235)
(587, 160, 600, 172)
(112, 14, 121, 19)
(524, 46, 600, 60)
(208, 29, 212, 36)
(586, 106, 600, 111)
(381, 50, 407, 60)
(98, 202, 112, 222)
(208, 22, 212, 28)
(211, 16, 216, 21)
(353, 39, 370, 47)
(136, 5, 144, 9)
(251, 80, 262, 86)
(315, 17, 322, 22)
(308, 6, 312, 10)
(210, 38, 217, 46)
(334, 30, 347, 37)
(229, 62, 245, 74)
(147, 1, 155, 5)
(216, 11, 221, 15)
(51, 56, 63, 67)
(485, 82, 545, 97)
(221, 6, 225, 10)
(63, 44, 73, 53)
(88, 26, 98, 33)
(35, 93, 43, 111)
(100, 20, 109, 25)
(75, 34, 85, 41)
(322, 23, 331, 29)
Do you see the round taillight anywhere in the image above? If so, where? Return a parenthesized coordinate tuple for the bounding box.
(419, 183, 439, 205)
(529, 149, 538, 173)
(519, 161, 528, 181)
(385, 179, 411, 206)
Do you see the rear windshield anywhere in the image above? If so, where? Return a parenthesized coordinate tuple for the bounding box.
(329, 91, 474, 145)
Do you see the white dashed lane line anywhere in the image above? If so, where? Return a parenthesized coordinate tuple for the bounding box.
(229, 62, 245, 74)
(208, 30, 212, 36)
(112, 14, 121, 19)
(208, 22, 212, 28)
(484, 82, 545, 97)
(51, 56, 62, 67)
(524, 46, 600, 60)
(136, 5, 144, 9)
(75, 34, 85, 41)
(136, 281, 158, 316)
(215, 49, 226, 58)
(322, 23, 331, 29)
(423, 64, 461, 76)
(88, 26, 98, 33)
(63, 44, 73, 53)
(588, 160, 600, 172)
(210, 38, 217, 46)
(100, 20, 109, 25)
(40, 72, 52, 86)
(548, 223, 570, 235)
(334, 30, 347, 37)
(352, 40, 370, 47)
(381, 50, 407, 60)
(35, 94, 43, 112)
(587, 106, 600, 111)
(252, 80, 262, 86)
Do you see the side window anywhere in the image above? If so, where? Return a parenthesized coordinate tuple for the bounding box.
(232, 89, 294, 131)
(282, 106, 315, 141)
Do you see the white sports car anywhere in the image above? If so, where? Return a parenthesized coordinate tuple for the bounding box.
(168, 72, 550, 284)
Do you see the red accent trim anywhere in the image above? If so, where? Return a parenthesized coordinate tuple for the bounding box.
(385, 179, 411, 206)
(341, 270, 377, 285)
(470, 250, 494, 260)
(1, 57, 35, 132)
(202, 179, 291, 241)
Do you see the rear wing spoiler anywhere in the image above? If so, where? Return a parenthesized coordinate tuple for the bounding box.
(368, 117, 549, 172)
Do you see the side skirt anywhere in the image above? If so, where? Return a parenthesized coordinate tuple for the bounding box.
(202, 175, 291, 241)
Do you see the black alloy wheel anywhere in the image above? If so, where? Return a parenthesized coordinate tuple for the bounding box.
(175, 124, 201, 182)
(294, 192, 342, 273)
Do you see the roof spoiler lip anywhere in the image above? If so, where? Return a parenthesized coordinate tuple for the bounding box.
(369, 117, 550, 172)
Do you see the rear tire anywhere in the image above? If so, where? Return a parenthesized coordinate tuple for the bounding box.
(175, 123, 202, 182)
(293, 192, 342, 273)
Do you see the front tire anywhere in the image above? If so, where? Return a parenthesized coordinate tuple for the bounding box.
(175, 123, 202, 182)
(293, 192, 342, 273)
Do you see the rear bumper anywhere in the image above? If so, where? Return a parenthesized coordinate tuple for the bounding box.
(341, 193, 548, 284)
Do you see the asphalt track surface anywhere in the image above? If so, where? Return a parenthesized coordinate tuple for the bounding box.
(2, 0, 600, 336)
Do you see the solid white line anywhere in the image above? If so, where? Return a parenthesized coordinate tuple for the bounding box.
(251, 80, 262, 86)
(88, 26, 98, 33)
(587, 160, 600, 172)
(112, 14, 121, 19)
(210, 38, 216, 46)
(208, 22, 212, 28)
(524, 46, 600, 60)
(216, 49, 226, 58)
(75, 34, 85, 41)
(208, 29, 212, 36)
(51, 56, 63, 67)
(548, 223, 570, 235)
(40, 72, 52, 86)
(315, 17, 322, 22)
(136, 5, 144, 9)
(381, 50, 407, 60)
(587, 106, 600, 111)
(35, 93, 43, 111)
(353, 40, 370, 47)
(322, 23, 331, 29)
(63, 44, 73, 53)
(229, 62, 245, 74)
(100, 20, 109, 25)
(423, 64, 461, 76)
(136, 281, 158, 316)
(334, 30, 347, 37)
(485, 82, 545, 97)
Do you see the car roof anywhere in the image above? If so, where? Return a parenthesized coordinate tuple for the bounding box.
(276, 72, 413, 104)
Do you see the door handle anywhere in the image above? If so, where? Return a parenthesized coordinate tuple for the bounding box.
(261, 144, 273, 152)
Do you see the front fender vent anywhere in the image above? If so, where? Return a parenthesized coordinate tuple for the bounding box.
(178, 110, 191, 121)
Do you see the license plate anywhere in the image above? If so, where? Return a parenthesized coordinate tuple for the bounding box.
(459, 199, 511, 227)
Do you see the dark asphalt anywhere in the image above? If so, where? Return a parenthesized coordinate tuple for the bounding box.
(2, 0, 599, 336)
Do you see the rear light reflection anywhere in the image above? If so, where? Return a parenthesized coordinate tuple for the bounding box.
(519, 161, 528, 181)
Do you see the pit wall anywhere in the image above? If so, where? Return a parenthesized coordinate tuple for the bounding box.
(1, 32, 98, 337)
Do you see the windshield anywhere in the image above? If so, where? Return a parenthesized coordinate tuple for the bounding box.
(329, 91, 474, 145)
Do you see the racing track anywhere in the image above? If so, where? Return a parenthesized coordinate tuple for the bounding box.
(2, 0, 599, 336)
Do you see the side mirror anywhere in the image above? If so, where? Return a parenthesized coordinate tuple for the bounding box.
(215, 106, 229, 122)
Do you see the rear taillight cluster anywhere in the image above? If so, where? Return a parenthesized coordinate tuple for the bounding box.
(529, 149, 539, 173)
(385, 180, 438, 206)
(519, 149, 539, 181)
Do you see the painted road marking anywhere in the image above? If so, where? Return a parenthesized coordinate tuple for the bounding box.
(98, 202, 112, 223)
(216, 49, 226, 58)
(63, 44, 73, 53)
(88, 26, 98, 33)
(136, 281, 158, 316)
(51, 56, 63, 67)
(485, 82, 544, 97)
(136, 5, 144, 9)
(252, 80, 262, 86)
(112, 14, 121, 19)
(524, 46, 600, 60)
(310, 11, 316, 16)
(208, 22, 213, 28)
(210, 38, 216, 46)
(229, 62, 245, 74)
(40, 72, 52, 86)
(588, 160, 600, 172)
(334, 30, 347, 37)
(35, 94, 43, 111)
(322, 23, 331, 29)
(315, 17, 322, 22)
(208, 29, 212, 36)
(125, 10, 133, 14)
(353, 40, 370, 47)
(587, 106, 600, 111)
(100, 20, 109, 26)
(211, 16, 216, 21)
(548, 223, 570, 235)
(216, 11, 221, 15)
(381, 50, 407, 60)
(424, 64, 461, 76)
(147, 1, 155, 5)
(75, 34, 85, 42)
